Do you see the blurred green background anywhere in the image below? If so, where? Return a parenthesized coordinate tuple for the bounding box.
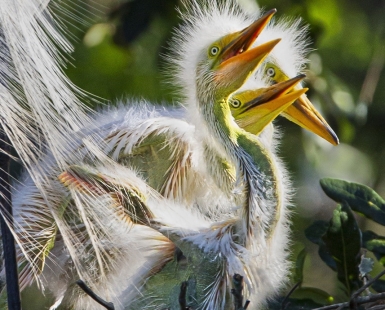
(36, 0, 385, 306)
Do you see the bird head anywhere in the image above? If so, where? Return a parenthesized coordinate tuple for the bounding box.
(168, 3, 279, 107)
(198, 40, 282, 102)
(248, 18, 339, 145)
(262, 63, 339, 145)
(195, 10, 279, 98)
(229, 74, 308, 135)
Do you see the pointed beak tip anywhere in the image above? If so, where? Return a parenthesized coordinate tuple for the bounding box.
(264, 8, 277, 18)
(331, 132, 340, 146)
(264, 38, 281, 53)
(298, 73, 306, 80)
(313, 117, 340, 146)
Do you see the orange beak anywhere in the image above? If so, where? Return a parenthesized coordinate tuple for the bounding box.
(234, 75, 307, 135)
(213, 10, 278, 92)
(282, 94, 339, 145)
(219, 9, 276, 64)
(215, 39, 281, 92)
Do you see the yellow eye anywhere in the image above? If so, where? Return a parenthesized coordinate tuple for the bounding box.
(210, 46, 220, 56)
(266, 67, 276, 77)
(230, 99, 241, 108)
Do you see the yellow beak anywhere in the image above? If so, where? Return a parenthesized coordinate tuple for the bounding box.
(282, 94, 339, 145)
(234, 75, 307, 135)
(215, 39, 280, 92)
(219, 9, 276, 64)
(214, 10, 278, 92)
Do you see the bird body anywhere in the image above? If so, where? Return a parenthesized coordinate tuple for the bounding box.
(0, 0, 339, 309)
(63, 75, 306, 309)
(9, 85, 300, 309)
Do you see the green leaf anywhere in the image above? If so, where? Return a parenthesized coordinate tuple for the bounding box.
(320, 178, 385, 225)
(293, 248, 307, 284)
(319, 243, 338, 272)
(304, 220, 329, 245)
(322, 203, 362, 296)
(362, 230, 385, 264)
(290, 287, 334, 305)
(305, 220, 337, 271)
(267, 297, 323, 310)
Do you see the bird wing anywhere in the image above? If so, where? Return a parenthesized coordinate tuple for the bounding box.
(96, 104, 231, 207)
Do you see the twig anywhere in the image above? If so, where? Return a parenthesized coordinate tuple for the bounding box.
(76, 280, 115, 310)
(281, 282, 301, 310)
(351, 269, 385, 299)
(231, 274, 250, 310)
(312, 292, 385, 310)
(358, 42, 385, 106)
(232, 274, 244, 309)
(243, 300, 251, 309)
(366, 305, 385, 310)
(0, 128, 21, 310)
(179, 281, 190, 310)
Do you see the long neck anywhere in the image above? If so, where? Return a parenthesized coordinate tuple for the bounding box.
(198, 88, 280, 245)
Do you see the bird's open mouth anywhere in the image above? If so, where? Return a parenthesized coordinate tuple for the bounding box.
(243, 74, 307, 112)
(232, 75, 307, 135)
(220, 9, 276, 63)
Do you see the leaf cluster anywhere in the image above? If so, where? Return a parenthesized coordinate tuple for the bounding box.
(269, 178, 385, 309)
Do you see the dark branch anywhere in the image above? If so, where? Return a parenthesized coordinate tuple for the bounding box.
(179, 281, 189, 310)
(281, 282, 301, 310)
(312, 292, 385, 310)
(351, 269, 385, 299)
(231, 274, 250, 310)
(76, 280, 115, 310)
(0, 127, 21, 309)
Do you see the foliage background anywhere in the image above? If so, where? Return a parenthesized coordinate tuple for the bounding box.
(28, 0, 385, 307)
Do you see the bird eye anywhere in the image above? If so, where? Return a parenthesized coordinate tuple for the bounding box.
(230, 99, 241, 108)
(266, 67, 276, 77)
(210, 46, 220, 56)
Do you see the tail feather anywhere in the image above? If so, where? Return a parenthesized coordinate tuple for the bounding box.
(0, 0, 129, 302)
(0, 0, 96, 180)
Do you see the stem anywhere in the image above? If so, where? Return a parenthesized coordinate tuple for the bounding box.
(351, 269, 385, 299)
(313, 292, 385, 310)
(0, 128, 21, 310)
(281, 282, 301, 310)
(76, 280, 115, 310)
(179, 281, 189, 310)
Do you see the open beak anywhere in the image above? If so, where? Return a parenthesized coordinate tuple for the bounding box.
(214, 10, 278, 92)
(220, 9, 276, 63)
(215, 39, 280, 91)
(235, 75, 307, 135)
(282, 94, 339, 145)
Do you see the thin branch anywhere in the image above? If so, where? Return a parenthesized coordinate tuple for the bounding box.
(366, 305, 385, 310)
(179, 281, 189, 310)
(358, 42, 385, 106)
(351, 269, 385, 299)
(76, 280, 115, 310)
(0, 128, 21, 309)
(232, 274, 244, 309)
(312, 292, 385, 310)
(243, 300, 251, 309)
(231, 274, 250, 310)
(281, 282, 301, 310)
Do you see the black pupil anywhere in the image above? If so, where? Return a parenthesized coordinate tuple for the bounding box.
(212, 47, 218, 54)
(267, 68, 275, 76)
